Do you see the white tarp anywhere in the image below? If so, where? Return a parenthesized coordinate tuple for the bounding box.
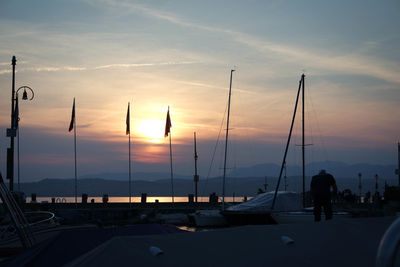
(227, 191, 302, 212)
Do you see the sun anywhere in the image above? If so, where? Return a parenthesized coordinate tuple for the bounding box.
(136, 119, 165, 143)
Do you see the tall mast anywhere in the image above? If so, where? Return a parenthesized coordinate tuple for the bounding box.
(301, 74, 306, 208)
(194, 132, 199, 203)
(222, 69, 235, 210)
(271, 75, 302, 210)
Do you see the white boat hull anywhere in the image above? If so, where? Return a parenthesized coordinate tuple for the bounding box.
(188, 210, 228, 227)
(271, 211, 352, 224)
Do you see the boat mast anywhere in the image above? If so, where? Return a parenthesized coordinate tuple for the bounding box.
(301, 74, 306, 208)
(222, 69, 235, 210)
(271, 75, 303, 210)
(194, 132, 199, 203)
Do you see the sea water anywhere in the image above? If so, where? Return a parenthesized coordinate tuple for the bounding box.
(26, 196, 251, 203)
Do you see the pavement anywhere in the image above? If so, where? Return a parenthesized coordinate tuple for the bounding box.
(65, 216, 398, 267)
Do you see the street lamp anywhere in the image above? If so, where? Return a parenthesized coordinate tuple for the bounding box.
(358, 172, 362, 203)
(17, 86, 35, 101)
(15, 86, 35, 191)
(6, 56, 35, 191)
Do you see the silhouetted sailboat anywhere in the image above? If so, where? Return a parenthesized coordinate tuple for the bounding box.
(188, 70, 235, 226)
(225, 74, 350, 224)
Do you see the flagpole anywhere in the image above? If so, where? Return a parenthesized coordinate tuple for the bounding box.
(165, 106, 174, 204)
(169, 133, 174, 203)
(128, 121, 131, 208)
(74, 113, 77, 205)
(127, 103, 132, 208)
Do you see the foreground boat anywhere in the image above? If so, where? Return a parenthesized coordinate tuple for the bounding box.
(225, 191, 351, 224)
(270, 208, 352, 224)
(187, 210, 228, 227)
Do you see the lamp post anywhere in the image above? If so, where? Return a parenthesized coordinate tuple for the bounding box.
(16, 86, 35, 191)
(6, 56, 35, 191)
(358, 172, 362, 203)
(375, 174, 379, 194)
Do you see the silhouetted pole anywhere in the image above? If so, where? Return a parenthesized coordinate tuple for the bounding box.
(375, 174, 379, 194)
(126, 102, 132, 207)
(74, 115, 77, 204)
(129, 122, 131, 206)
(169, 134, 174, 203)
(165, 106, 174, 203)
(222, 69, 235, 210)
(15, 86, 35, 192)
(7, 56, 17, 191)
(271, 75, 302, 210)
(194, 132, 199, 203)
(301, 74, 306, 208)
(68, 98, 77, 204)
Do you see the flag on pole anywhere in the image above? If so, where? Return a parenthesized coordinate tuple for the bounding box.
(69, 98, 75, 132)
(14, 96, 19, 130)
(126, 102, 130, 135)
(164, 107, 172, 137)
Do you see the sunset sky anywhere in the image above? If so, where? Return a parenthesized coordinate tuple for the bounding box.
(0, 0, 399, 182)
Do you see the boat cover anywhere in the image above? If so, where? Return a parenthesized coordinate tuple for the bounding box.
(227, 191, 302, 212)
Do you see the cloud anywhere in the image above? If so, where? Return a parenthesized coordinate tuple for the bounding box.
(64, 66, 87, 71)
(0, 69, 11, 75)
(0, 61, 198, 75)
(94, 61, 198, 70)
(175, 80, 258, 95)
(92, 0, 400, 85)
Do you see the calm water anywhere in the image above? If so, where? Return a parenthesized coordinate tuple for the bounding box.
(26, 196, 251, 203)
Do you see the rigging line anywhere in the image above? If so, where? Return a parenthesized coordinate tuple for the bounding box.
(304, 86, 315, 176)
(307, 79, 330, 162)
(201, 99, 229, 197)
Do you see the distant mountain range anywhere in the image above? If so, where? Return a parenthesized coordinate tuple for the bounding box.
(19, 161, 398, 197)
(80, 172, 189, 181)
(229, 161, 398, 179)
(81, 161, 398, 181)
(19, 176, 398, 198)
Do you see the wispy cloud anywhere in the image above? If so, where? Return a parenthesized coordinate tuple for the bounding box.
(0, 69, 11, 75)
(94, 61, 198, 70)
(176, 80, 259, 95)
(30, 67, 60, 72)
(0, 61, 198, 75)
(64, 66, 87, 71)
(93, 0, 400, 84)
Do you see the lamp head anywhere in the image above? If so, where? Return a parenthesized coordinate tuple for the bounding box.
(22, 89, 28, 100)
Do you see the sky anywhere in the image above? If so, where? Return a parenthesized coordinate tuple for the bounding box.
(0, 0, 399, 182)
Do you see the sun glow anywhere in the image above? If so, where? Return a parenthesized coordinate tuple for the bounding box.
(136, 119, 165, 143)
